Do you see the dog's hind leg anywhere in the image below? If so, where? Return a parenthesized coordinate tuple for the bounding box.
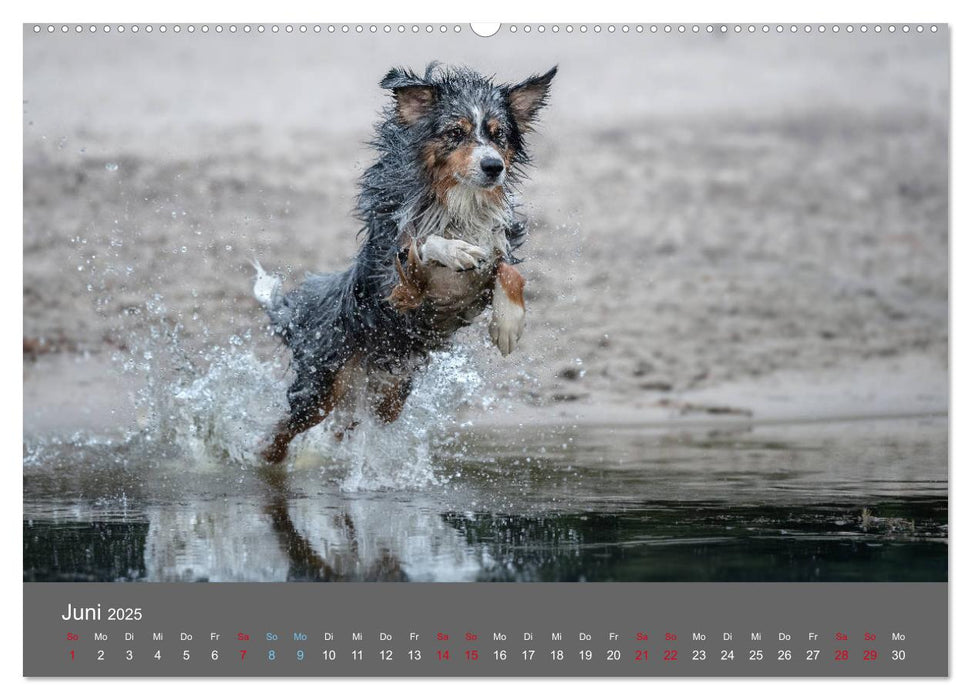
(373, 374, 414, 424)
(261, 355, 360, 464)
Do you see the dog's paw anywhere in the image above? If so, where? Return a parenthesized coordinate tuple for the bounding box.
(489, 295, 526, 356)
(422, 236, 489, 271)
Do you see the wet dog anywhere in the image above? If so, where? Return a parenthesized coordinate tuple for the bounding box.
(254, 63, 556, 464)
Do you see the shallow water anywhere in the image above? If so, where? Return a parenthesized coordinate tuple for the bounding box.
(23, 415, 947, 582)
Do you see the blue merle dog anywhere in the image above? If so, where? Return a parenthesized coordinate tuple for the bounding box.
(254, 63, 556, 463)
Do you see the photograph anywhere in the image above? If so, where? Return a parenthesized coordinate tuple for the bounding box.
(23, 25, 947, 583)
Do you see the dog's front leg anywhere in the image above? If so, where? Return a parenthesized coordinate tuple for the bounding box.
(489, 262, 526, 356)
(421, 234, 489, 271)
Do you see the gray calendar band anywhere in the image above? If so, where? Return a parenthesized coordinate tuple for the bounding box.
(24, 582, 947, 677)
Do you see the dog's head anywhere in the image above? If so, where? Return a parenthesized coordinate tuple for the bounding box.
(380, 63, 556, 203)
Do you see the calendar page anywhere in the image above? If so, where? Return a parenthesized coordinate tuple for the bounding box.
(22, 22, 948, 677)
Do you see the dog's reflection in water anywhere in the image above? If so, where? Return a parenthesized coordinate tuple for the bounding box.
(259, 465, 408, 581)
(142, 466, 482, 582)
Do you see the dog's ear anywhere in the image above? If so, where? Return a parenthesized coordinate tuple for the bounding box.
(505, 66, 557, 132)
(381, 67, 438, 125)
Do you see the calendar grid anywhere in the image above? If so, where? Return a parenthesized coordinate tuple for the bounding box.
(25, 583, 947, 677)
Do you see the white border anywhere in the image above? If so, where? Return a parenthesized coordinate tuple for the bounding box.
(5, 0, 964, 698)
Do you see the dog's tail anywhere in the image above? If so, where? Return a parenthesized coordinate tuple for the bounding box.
(251, 259, 290, 330)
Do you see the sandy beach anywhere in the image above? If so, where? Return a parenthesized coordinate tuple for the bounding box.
(24, 27, 948, 434)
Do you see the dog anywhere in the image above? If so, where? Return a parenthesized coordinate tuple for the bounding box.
(254, 62, 556, 464)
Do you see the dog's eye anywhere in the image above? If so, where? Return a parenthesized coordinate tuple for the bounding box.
(448, 126, 466, 140)
(491, 126, 504, 140)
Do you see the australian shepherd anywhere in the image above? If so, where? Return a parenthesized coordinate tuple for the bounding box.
(254, 62, 556, 463)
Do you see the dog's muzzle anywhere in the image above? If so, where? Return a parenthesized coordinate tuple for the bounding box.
(470, 146, 506, 187)
(480, 157, 504, 179)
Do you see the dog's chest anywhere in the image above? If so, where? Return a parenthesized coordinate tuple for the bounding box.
(403, 198, 508, 337)
(425, 223, 500, 314)
(445, 221, 507, 258)
(417, 193, 509, 257)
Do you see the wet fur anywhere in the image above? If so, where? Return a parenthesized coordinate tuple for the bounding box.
(257, 63, 555, 464)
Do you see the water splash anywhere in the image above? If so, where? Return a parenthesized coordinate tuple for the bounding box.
(329, 350, 486, 492)
(118, 311, 492, 490)
(163, 346, 290, 467)
(32, 228, 501, 493)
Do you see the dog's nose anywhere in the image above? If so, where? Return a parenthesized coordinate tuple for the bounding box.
(480, 157, 505, 178)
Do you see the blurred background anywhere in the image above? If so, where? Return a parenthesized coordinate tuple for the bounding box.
(23, 27, 948, 431)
